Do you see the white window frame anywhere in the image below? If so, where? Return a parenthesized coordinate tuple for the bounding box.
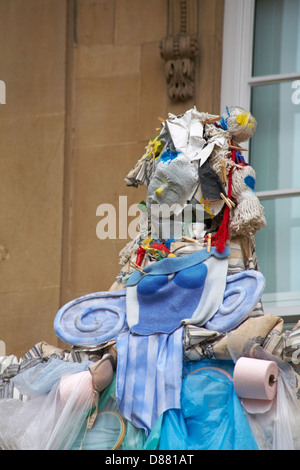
(221, 0, 300, 323)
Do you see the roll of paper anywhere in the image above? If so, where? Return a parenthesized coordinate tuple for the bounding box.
(233, 357, 279, 414)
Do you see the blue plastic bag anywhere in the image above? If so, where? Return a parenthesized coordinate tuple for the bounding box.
(145, 360, 259, 450)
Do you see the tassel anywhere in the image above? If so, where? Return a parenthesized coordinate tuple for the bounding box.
(207, 145, 235, 253)
(136, 246, 146, 266)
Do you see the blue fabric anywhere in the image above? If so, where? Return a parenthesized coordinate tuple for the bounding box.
(244, 174, 256, 191)
(234, 151, 247, 165)
(220, 106, 230, 130)
(204, 270, 266, 333)
(125, 246, 230, 287)
(131, 264, 207, 335)
(126, 247, 230, 336)
(159, 150, 179, 164)
(220, 116, 228, 130)
(145, 360, 259, 451)
(54, 290, 126, 347)
(115, 326, 183, 436)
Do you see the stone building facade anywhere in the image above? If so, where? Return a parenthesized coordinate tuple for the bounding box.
(0, 0, 224, 356)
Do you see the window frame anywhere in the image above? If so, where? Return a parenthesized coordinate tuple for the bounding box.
(221, 0, 300, 322)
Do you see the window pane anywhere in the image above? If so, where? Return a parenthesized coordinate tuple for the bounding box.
(255, 196, 300, 309)
(253, 0, 300, 77)
(250, 81, 300, 191)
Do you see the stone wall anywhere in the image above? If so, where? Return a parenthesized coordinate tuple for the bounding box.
(0, 0, 67, 356)
(0, 0, 224, 356)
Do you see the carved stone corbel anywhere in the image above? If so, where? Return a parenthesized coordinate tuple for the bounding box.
(160, 0, 199, 102)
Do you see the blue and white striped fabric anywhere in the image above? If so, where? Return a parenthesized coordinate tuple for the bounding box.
(115, 326, 184, 436)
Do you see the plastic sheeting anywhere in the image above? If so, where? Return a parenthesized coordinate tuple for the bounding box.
(144, 360, 259, 451)
(3, 350, 300, 450)
(0, 359, 95, 450)
(70, 375, 146, 450)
